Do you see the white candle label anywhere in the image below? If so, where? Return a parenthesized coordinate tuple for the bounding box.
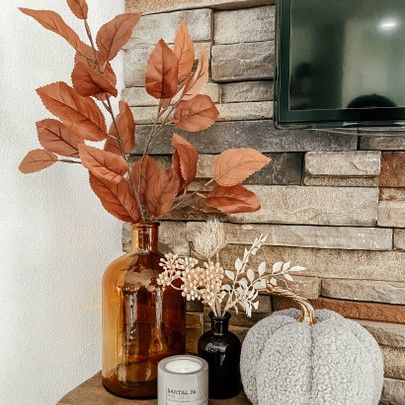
(165, 387, 207, 405)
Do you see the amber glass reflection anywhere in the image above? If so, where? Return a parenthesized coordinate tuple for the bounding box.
(102, 223, 186, 399)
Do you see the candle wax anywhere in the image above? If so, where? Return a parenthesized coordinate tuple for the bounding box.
(165, 359, 202, 374)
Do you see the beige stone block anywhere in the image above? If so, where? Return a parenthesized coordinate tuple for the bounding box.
(126, 0, 273, 14)
(380, 188, 405, 201)
(357, 320, 405, 349)
(186, 222, 392, 251)
(230, 185, 378, 227)
(378, 201, 405, 228)
(290, 276, 321, 300)
(220, 245, 405, 282)
(394, 229, 405, 251)
(221, 81, 273, 103)
(214, 6, 275, 44)
(211, 41, 274, 82)
(382, 346, 405, 380)
(305, 151, 381, 177)
(126, 8, 212, 48)
(304, 175, 379, 187)
(380, 378, 405, 405)
(322, 279, 405, 305)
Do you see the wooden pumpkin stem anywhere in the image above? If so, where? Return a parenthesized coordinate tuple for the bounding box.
(267, 286, 317, 326)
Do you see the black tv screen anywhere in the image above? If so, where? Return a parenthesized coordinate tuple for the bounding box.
(275, 0, 405, 129)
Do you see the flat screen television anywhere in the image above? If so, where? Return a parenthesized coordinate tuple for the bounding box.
(275, 0, 405, 129)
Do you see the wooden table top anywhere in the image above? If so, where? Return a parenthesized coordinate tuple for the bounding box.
(57, 372, 250, 405)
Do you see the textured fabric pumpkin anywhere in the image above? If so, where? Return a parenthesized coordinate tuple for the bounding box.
(241, 308, 384, 405)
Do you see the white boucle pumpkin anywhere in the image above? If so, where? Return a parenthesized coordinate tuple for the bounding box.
(241, 308, 384, 405)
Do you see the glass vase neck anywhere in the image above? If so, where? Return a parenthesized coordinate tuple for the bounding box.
(209, 312, 230, 335)
(130, 223, 159, 254)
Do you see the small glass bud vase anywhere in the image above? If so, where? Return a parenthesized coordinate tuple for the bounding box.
(198, 312, 241, 399)
(102, 223, 186, 399)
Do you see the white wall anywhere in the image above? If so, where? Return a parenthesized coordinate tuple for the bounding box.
(0, 1, 124, 403)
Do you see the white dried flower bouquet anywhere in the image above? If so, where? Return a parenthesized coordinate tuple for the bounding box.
(157, 220, 306, 317)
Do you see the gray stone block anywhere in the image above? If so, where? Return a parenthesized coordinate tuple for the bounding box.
(125, 8, 212, 48)
(360, 136, 405, 150)
(378, 201, 405, 228)
(212, 41, 274, 82)
(134, 121, 358, 154)
(214, 5, 275, 44)
(221, 81, 273, 103)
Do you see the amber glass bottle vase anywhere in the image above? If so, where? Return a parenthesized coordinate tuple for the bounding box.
(102, 223, 186, 399)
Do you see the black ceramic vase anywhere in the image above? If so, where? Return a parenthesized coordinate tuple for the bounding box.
(198, 312, 241, 399)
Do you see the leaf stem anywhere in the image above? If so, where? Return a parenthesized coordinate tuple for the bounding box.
(83, 18, 145, 222)
(58, 159, 82, 164)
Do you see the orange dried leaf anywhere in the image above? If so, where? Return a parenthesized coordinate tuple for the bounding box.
(96, 13, 141, 62)
(105, 101, 136, 155)
(36, 81, 107, 141)
(131, 155, 160, 205)
(78, 144, 128, 184)
(205, 184, 261, 214)
(145, 39, 179, 99)
(173, 22, 195, 81)
(72, 61, 117, 98)
(182, 46, 209, 100)
(146, 168, 179, 218)
(89, 173, 140, 223)
(66, 0, 88, 19)
(174, 94, 219, 132)
(19, 8, 87, 55)
(172, 133, 198, 193)
(213, 148, 271, 187)
(37, 119, 80, 158)
(19, 149, 57, 174)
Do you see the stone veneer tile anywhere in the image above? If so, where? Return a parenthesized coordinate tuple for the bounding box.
(134, 121, 358, 153)
(304, 176, 379, 187)
(380, 188, 405, 201)
(380, 152, 405, 187)
(221, 81, 273, 103)
(380, 378, 405, 405)
(186, 222, 392, 251)
(211, 41, 274, 82)
(186, 312, 204, 354)
(220, 245, 405, 282)
(272, 297, 405, 324)
(125, 8, 212, 48)
(305, 151, 381, 177)
(357, 320, 405, 348)
(378, 201, 405, 228)
(322, 279, 405, 305)
(193, 153, 302, 185)
(131, 101, 273, 124)
(122, 83, 220, 107)
(394, 229, 405, 251)
(230, 186, 378, 226)
(289, 276, 321, 300)
(381, 346, 405, 380)
(214, 6, 275, 44)
(360, 136, 405, 150)
(126, 0, 272, 14)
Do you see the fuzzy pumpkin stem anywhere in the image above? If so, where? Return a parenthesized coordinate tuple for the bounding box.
(267, 285, 317, 326)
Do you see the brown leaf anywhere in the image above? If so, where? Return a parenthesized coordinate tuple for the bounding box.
(205, 184, 261, 214)
(182, 46, 209, 100)
(72, 61, 117, 98)
(78, 144, 128, 184)
(145, 39, 179, 99)
(172, 133, 198, 193)
(37, 119, 80, 158)
(213, 148, 271, 187)
(89, 173, 140, 223)
(19, 149, 57, 173)
(36, 82, 107, 141)
(66, 0, 88, 19)
(131, 155, 160, 206)
(96, 13, 141, 62)
(105, 101, 136, 155)
(173, 22, 195, 81)
(19, 8, 87, 56)
(174, 94, 219, 132)
(146, 168, 179, 218)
